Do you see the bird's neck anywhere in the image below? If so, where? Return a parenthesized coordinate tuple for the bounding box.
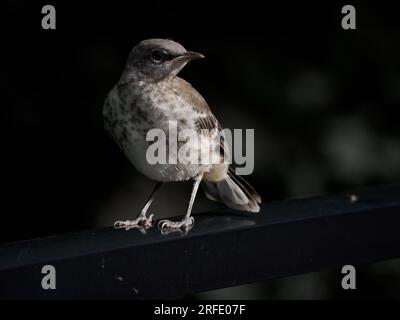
(119, 69, 176, 88)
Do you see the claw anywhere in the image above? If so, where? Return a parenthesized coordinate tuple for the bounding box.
(113, 214, 154, 231)
(114, 220, 130, 229)
(158, 217, 194, 234)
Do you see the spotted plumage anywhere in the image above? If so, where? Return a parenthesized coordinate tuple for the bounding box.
(103, 39, 261, 233)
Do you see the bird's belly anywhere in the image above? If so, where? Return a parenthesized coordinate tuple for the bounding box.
(123, 139, 210, 182)
(108, 90, 222, 181)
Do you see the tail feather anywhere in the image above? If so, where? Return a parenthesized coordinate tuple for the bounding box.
(228, 168, 262, 204)
(203, 170, 261, 213)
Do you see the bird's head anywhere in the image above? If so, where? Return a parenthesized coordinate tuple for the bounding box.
(121, 39, 204, 83)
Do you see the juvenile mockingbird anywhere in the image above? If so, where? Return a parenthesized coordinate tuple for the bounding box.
(103, 39, 261, 232)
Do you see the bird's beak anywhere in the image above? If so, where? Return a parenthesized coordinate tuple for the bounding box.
(176, 51, 205, 62)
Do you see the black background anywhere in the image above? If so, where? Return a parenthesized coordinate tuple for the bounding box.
(1, 1, 400, 299)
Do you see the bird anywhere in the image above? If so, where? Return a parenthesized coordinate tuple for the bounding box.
(103, 38, 261, 233)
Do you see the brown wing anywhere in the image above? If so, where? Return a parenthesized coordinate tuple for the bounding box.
(194, 112, 229, 164)
(174, 77, 212, 114)
(174, 77, 230, 163)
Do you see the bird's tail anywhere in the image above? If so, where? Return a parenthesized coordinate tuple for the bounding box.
(202, 168, 261, 213)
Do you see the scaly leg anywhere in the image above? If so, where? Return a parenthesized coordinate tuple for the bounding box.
(158, 174, 203, 233)
(114, 182, 163, 230)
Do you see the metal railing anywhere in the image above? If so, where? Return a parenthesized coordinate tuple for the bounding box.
(0, 185, 399, 299)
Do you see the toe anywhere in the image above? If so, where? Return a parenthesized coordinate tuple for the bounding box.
(158, 219, 170, 229)
(114, 220, 126, 229)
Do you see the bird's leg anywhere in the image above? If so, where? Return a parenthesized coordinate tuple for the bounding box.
(158, 174, 203, 234)
(114, 182, 163, 230)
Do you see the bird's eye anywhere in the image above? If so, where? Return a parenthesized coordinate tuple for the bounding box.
(151, 49, 166, 63)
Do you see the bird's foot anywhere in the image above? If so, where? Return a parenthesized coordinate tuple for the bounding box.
(158, 217, 194, 234)
(114, 214, 154, 231)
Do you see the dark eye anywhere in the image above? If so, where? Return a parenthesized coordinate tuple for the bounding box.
(151, 49, 166, 63)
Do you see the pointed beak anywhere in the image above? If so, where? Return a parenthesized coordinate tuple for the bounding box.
(176, 51, 205, 62)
